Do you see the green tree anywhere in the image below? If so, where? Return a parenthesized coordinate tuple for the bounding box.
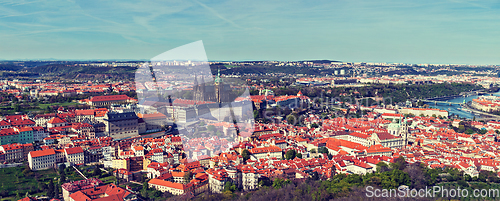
(241, 149, 251, 162)
(286, 113, 298, 125)
(272, 178, 290, 189)
(60, 174, 66, 183)
(22, 166, 31, 176)
(207, 125, 215, 132)
(47, 180, 54, 198)
(296, 153, 302, 159)
(54, 183, 59, 199)
(318, 147, 328, 154)
(14, 104, 21, 112)
(376, 162, 389, 173)
(253, 110, 259, 119)
(94, 167, 102, 177)
(310, 149, 317, 154)
(223, 181, 237, 192)
(285, 149, 297, 160)
(58, 164, 66, 174)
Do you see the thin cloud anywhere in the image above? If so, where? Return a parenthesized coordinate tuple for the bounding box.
(0, 27, 86, 37)
(194, 0, 242, 29)
(11, 0, 44, 6)
(0, 11, 44, 18)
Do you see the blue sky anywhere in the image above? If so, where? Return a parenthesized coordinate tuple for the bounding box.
(1, 0, 500, 64)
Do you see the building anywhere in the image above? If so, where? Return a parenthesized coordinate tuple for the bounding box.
(55, 149, 66, 163)
(72, 123, 96, 139)
(148, 178, 190, 195)
(21, 143, 34, 161)
(371, 132, 404, 149)
(15, 126, 34, 144)
(0, 120, 11, 129)
(380, 113, 404, 122)
(113, 169, 134, 182)
(32, 126, 48, 142)
(28, 149, 55, 170)
(103, 111, 139, 139)
(65, 147, 85, 165)
(365, 145, 392, 156)
(137, 113, 166, 133)
(47, 117, 67, 128)
(398, 108, 448, 117)
(75, 109, 96, 123)
(112, 158, 130, 170)
(33, 113, 56, 127)
(206, 168, 228, 193)
(102, 145, 116, 161)
(68, 183, 137, 201)
(61, 178, 103, 201)
(85, 146, 103, 164)
(240, 165, 259, 191)
(87, 95, 137, 107)
(0, 128, 19, 145)
(0, 143, 23, 163)
(192, 70, 233, 103)
(249, 146, 282, 160)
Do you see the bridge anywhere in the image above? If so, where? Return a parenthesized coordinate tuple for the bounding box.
(421, 99, 463, 106)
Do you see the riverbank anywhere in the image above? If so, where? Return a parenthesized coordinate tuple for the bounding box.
(425, 89, 500, 119)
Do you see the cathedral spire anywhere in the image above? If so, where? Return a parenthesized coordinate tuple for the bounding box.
(215, 68, 222, 83)
(193, 73, 198, 86)
(193, 73, 199, 101)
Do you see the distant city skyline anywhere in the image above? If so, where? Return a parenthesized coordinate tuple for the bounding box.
(1, 0, 500, 65)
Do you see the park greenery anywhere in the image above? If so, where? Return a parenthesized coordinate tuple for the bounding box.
(0, 166, 60, 201)
(270, 83, 483, 105)
(178, 156, 500, 201)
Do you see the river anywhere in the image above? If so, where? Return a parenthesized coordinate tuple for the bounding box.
(425, 90, 500, 119)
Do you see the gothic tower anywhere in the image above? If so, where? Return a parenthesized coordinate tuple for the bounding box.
(193, 74, 200, 101)
(200, 75, 206, 101)
(215, 68, 222, 103)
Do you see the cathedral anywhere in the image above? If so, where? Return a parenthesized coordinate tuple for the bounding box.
(193, 69, 232, 103)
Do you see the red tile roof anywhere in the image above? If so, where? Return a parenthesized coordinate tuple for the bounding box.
(47, 117, 66, 124)
(137, 113, 167, 120)
(30, 149, 55, 158)
(89, 95, 133, 102)
(66, 147, 84, 155)
(0, 128, 18, 136)
(18, 127, 33, 132)
(148, 178, 187, 190)
(249, 146, 282, 154)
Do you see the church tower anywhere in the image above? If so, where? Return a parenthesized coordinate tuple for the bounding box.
(200, 75, 206, 101)
(193, 74, 199, 101)
(215, 68, 223, 103)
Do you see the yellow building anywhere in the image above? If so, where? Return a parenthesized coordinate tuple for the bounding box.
(143, 158, 152, 170)
(112, 158, 130, 170)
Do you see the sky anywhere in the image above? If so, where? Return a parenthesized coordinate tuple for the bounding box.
(1, 0, 500, 64)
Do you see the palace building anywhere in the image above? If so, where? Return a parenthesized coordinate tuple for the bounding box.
(86, 95, 137, 107)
